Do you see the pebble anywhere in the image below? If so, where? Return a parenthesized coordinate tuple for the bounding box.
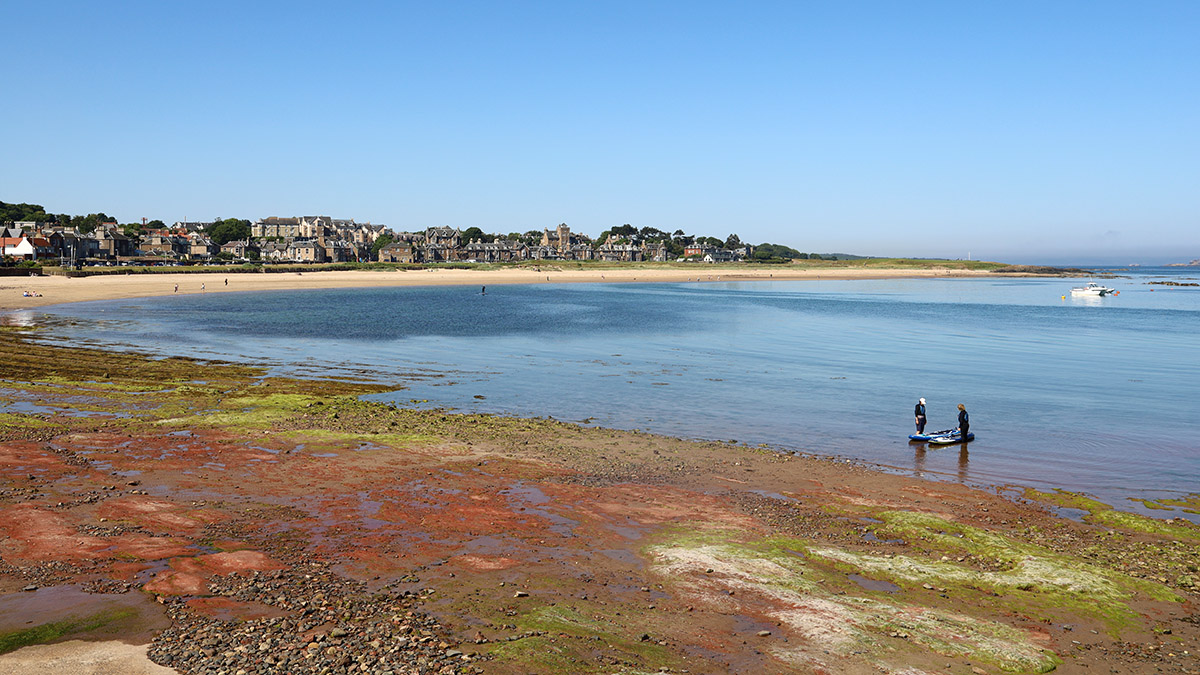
(145, 563, 480, 674)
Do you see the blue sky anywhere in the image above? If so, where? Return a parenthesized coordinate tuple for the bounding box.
(3, 1, 1197, 263)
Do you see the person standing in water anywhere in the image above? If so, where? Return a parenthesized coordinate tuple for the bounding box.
(914, 398, 927, 433)
(957, 404, 970, 441)
(481, 286, 486, 295)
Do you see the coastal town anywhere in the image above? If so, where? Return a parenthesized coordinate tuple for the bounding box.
(1, 210, 780, 268)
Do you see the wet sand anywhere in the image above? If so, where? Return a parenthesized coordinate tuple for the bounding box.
(0, 265, 995, 310)
(0, 640, 176, 674)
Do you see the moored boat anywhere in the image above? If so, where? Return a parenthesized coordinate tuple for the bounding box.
(1069, 282, 1118, 296)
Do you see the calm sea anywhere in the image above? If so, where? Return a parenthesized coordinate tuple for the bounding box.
(19, 266, 1200, 515)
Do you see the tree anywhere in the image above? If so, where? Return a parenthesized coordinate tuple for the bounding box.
(71, 213, 116, 234)
(752, 243, 804, 261)
(208, 218, 251, 245)
(640, 226, 668, 241)
(0, 201, 50, 224)
(147, 219, 165, 229)
(725, 233, 742, 250)
(612, 224, 637, 239)
(371, 234, 395, 259)
(459, 227, 493, 243)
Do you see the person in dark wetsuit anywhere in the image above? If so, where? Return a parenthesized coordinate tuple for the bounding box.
(914, 398, 927, 433)
(957, 404, 970, 441)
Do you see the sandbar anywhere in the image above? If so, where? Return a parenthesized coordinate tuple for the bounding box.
(1, 265, 996, 311)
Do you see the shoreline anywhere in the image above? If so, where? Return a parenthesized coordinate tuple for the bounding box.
(2, 266, 1004, 311)
(0, 330, 1197, 673)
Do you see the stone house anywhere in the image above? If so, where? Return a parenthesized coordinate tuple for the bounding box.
(187, 235, 218, 260)
(220, 240, 259, 260)
(94, 226, 136, 259)
(596, 242, 643, 262)
(378, 241, 414, 263)
(425, 227, 461, 248)
(141, 233, 188, 257)
(459, 239, 527, 263)
(251, 217, 302, 239)
(288, 239, 325, 263)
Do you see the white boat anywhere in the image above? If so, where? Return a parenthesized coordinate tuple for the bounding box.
(1069, 282, 1118, 296)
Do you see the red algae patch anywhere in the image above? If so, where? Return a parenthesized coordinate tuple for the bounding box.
(0, 505, 109, 562)
(107, 535, 194, 561)
(566, 483, 762, 532)
(144, 551, 286, 597)
(97, 496, 224, 535)
(0, 441, 69, 473)
(453, 554, 521, 571)
(185, 597, 290, 622)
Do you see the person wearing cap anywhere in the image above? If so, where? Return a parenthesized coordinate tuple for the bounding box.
(957, 404, 970, 441)
(914, 398, 927, 433)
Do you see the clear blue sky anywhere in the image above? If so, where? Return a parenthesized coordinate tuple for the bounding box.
(3, 1, 1197, 263)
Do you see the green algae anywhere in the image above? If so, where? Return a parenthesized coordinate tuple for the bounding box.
(851, 511, 1181, 624)
(1157, 495, 1200, 509)
(156, 393, 326, 429)
(0, 413, 61, 429)
(277, 428, 437, 450)
(1026, 489, 1200, 542)
(0, 608, 136, 655)
(486, 605, 671, 673)
(647, 532, 1061, 673)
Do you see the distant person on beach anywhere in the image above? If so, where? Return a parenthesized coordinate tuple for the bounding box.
(957, 404, 969, 440)
(201, 283, 205, 291)
(173, 284, 178, 293)
(914, 398, 927, 433)
(224, 278, 228, 286)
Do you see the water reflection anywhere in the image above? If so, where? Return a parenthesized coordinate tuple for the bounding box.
(958, 445, 970, 482)
(1, 310, 35, 327)
(912, 444, 926, 476)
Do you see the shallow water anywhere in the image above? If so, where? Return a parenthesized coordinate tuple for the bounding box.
(24, 267, 1200, 512)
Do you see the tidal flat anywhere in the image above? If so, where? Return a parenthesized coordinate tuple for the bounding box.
(0, 327, 1198, 674)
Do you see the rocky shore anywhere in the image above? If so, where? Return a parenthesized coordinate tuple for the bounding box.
(1, 327, 1199, 674)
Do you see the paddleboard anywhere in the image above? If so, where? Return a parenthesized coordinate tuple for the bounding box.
(928, 432, 974, 445)
(909, 428, 956, 441)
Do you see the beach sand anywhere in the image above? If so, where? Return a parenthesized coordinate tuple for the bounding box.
(0, 265, 991, 311)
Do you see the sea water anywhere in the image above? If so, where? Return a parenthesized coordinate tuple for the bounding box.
(24, 268, 1200, 513)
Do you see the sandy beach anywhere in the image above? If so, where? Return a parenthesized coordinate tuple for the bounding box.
(0, 265, 997, 311)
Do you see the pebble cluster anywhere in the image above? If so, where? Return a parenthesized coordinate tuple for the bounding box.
(147, 564, 483, 675)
